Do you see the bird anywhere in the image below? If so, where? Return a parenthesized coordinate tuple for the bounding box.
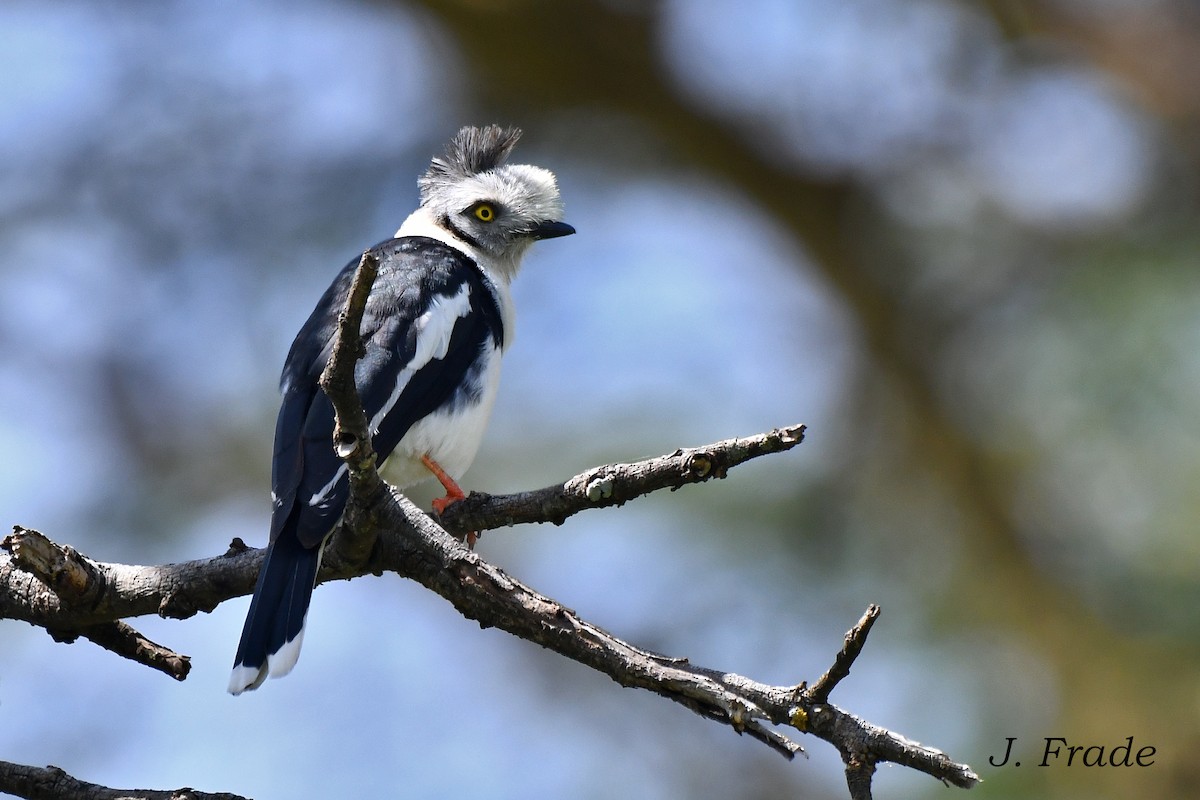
(228, 125, 574, 695)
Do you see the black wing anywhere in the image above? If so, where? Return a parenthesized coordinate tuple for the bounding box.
(270, 236, 504, 549)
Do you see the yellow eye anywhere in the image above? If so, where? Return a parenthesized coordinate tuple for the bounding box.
(473, 203, 496, 222)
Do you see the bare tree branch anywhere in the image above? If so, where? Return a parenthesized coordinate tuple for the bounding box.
(317, 253, 979, 794)
(0, 418, 807, 633)
(1, 500, 980, 793)
(808, 604, 880, 705)
(75, 621, 191, 681)
(0, 249, 981, 800)
(844, 755, 877, 800)
(2, 527, 192, 679)
(0, 760, 248, 800)
(0, 526, 259, 631)
(316, 249, 388, 567)
(437, 424, 806, 536)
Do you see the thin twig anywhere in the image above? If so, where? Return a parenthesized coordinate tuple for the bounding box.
(437, 424, 806, 535)
(78, 621, 191, 681)
(808, 603, 880, 704)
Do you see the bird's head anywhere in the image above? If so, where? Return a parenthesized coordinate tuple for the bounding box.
(417, 125, 574, 279)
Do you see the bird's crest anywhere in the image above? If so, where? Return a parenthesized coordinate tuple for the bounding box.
(419, 125, 522, 197)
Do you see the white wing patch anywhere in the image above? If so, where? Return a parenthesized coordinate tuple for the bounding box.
(306, 285, 472, 511)
(369, 283, 473, 435)
(307, 463, 348, 507)
(413, 283, 474, 365)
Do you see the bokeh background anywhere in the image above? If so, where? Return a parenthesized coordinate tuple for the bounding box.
(3, 1, 1198, 798)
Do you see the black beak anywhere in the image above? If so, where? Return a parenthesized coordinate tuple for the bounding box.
(529, 220, 576, 240)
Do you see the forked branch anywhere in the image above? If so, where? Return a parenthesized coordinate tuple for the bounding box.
(0, 252, 979, 800)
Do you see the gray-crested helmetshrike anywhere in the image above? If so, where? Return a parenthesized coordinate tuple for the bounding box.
(229, 125, 574, 695)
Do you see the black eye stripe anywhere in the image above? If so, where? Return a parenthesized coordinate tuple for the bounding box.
(439, 213, 484, 249)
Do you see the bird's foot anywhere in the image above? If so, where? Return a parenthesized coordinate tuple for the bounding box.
(430, 491, 464, 515)
(433, 494, 479, 549)
(422, 454, 478, 549)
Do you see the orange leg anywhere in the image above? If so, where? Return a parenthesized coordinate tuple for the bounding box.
(421, 454, 478, 548)
(421, 454, 466, 513)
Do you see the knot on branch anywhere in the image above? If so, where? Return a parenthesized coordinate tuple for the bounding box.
(159, 589, 204, 620)
(683, 451, 715, 479)
(584, 473, 616, 501)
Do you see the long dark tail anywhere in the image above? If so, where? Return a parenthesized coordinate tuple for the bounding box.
(228, 531, 321, 695)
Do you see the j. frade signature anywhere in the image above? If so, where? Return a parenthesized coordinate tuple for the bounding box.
(989, 736, 1155, 768)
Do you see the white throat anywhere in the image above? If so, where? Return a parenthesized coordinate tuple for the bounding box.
(394, 207, 517, 349)
(396, 207, 481, 264)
